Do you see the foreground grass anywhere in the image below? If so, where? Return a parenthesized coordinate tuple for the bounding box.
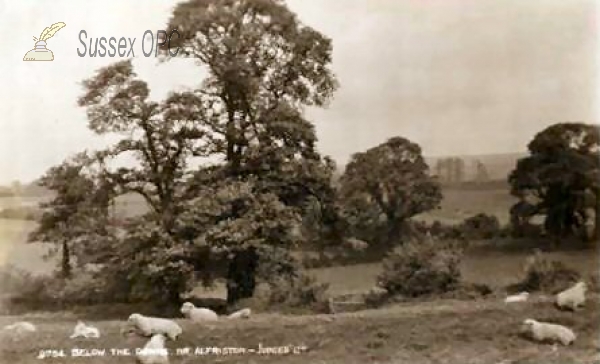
(1, 295, 598, 364)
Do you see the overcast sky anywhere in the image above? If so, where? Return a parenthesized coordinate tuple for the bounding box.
(0, 0, 597, 184)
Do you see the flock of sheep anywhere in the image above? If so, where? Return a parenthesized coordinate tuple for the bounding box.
(2, 302, 251, 364)
(0, 280, 590, 362)
(504, 281, 588, 346)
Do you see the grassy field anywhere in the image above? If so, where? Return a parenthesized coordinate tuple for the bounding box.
(310, 246, 598, 296)
(0, 219, 52, 274)
(1, 295, 598, 364)
(415, 182, 516, 225)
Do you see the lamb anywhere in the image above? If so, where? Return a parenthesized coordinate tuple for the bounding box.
(136, 334, 169, 364)
(126, 313, 182, 341)
(505, 292, 529, 303)
(180, 302, 218, 323)
(69, 320, 100, 339)
(556, 281, 587, 311)
(3, 321, 37, 334)
(227, 308, 251, 319)
(522, 319, 576, 346)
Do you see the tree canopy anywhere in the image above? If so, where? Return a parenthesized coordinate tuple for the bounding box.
(161, 0, 339, 303)
(509, 122, 600, 241)
(339, 137, 442, 247)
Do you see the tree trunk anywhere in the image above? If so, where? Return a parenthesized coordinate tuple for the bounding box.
(226, 247, 258, 305)
(61, 240, 71, 279)
(386, 212, 406, 246)
(167, 286, 181, 307)
(595, 190, 600, 243)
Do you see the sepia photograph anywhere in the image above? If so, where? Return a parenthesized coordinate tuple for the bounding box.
(0, 0, 598, 363)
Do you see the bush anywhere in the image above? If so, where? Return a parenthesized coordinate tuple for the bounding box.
(0, 265, 36, 293)
(510, 250, 580, 294)
(1, 270, 61, 313)
(363, 287, 390, 308)
(378, 239, 463, 297)
(259, 273, 330, 313)
(459, 213, 501, 240)
(0, 265, 134, 314)
(439, 283, 494, 300)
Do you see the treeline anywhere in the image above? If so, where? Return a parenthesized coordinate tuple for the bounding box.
(434, 157, 490, 184)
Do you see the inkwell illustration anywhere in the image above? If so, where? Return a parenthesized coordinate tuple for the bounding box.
(23, 22, 66, 61)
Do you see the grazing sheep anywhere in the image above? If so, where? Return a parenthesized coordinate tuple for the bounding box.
(556, 281, 587, 311)
(127, 314, 182, 341)
(227, 308, 251, 319)
(136, 334, 169, 364)
(3, 321, 37, 334)
(69, 320, 100, 339)
(505, 292, 529, 303)
(180, 302, 218, 322)
(522, 319, 576, 346)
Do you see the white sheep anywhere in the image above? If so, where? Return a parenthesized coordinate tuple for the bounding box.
(556, 281, 587, 311)
(504, 292, 529, 303)
(69, 320, 100, 339)
(522, 319, 576, 346)
(136, 334, 169, 364)
(3, 321, 37, 334)
(227, 308, 251, 319)
(180, 302, 218, 323)
(127, 313, 182, 341)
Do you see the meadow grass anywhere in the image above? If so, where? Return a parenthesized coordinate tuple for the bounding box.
(0, 295, 598, 364)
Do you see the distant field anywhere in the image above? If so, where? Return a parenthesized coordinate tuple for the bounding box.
(0, 196, 49, 210)
(310, 246, 598, 295)
(0, 193, 147, 274)
(415, 181, 516, 225)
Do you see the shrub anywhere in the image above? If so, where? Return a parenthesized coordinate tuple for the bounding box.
(260, 273, 330, 313)
(510, 222, 545, 239)
(510, 250, 580, 294)
(378, 239, 463, 297)
(0, 265, 132, 314)
(459, 213, 501, 240)
(439, 283, 494, 300)
(0, 265, 36, 293)
(363, 287, 390, 308)
(1, 271, 61, 313)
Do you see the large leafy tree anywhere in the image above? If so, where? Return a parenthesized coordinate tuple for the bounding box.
(178, 173, 301, 303)
(77, 60, 209, 303)
(509, 122, 600, 241)
(163, 0, 339, 303)
(340, 137, 442, 247)
(55, 0, 339, 306)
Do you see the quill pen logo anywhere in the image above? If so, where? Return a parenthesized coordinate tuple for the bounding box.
(23, 22, 66, 61)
